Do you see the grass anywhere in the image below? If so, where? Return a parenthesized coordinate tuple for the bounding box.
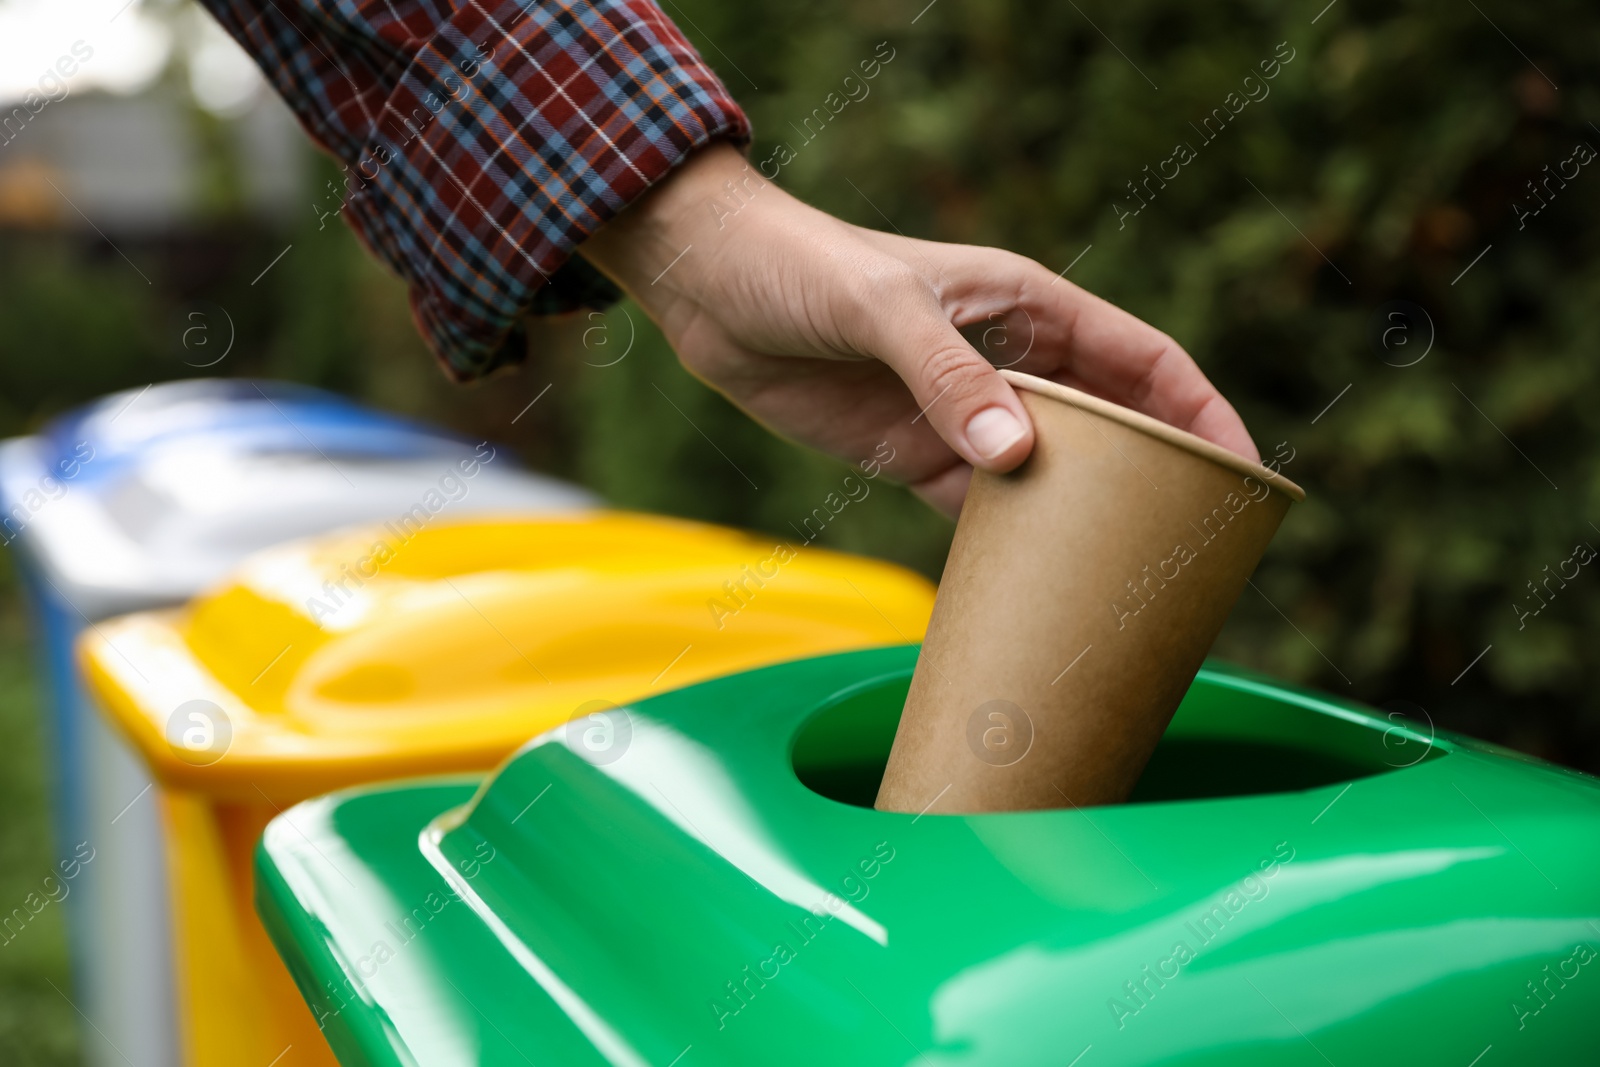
(0, 561, 83, 1066)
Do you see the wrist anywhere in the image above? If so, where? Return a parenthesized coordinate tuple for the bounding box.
(582, 142, 767, 327)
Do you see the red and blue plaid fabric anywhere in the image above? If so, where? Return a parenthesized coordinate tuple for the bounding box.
(198, 0, 749, 379)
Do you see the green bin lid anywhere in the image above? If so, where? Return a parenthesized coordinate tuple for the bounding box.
(257, 646, 1600, 1064)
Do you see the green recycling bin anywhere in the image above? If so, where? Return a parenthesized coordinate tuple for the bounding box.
(256, 646, 1600, 1064)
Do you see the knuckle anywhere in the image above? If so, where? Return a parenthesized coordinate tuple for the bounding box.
(997, 247, 1043, 275)
(920, 341, 990, 402)
(988, 247, 1048, 296)
(1131, 335, 1191, 405)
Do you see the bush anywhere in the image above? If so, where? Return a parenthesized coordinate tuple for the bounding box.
(0, 0, 1596, 774)
(617, 0, 1600, 765)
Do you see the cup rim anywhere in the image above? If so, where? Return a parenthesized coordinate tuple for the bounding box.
(1000, 370, 1307, 503)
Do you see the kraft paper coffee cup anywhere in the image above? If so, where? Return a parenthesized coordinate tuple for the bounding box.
(875, 370, 1305, 815)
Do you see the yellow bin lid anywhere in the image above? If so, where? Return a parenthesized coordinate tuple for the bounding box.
(79, 512, 935, 801)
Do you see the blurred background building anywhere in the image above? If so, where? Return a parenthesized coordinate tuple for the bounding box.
(1, 0, 1596, 1060)
(0, 2, 299, 229)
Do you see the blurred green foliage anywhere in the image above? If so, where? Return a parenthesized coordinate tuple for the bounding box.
(694, 0, 1600, 763)
(0, 576, 79, 1065)
(0, 0, 1597, 1056)
(549, 0, 1592, 766)
(0, 0, 1594, 759)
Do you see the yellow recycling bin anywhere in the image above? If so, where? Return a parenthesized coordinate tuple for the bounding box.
(78, 511, 934, 1067)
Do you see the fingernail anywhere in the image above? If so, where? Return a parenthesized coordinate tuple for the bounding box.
(965, 407, 1027, 460)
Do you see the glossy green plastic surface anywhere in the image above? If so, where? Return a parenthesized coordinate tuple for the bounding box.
(258, 647, 1600, 1065)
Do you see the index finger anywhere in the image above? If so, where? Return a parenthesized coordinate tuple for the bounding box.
(1022, 275, 1260, 462)
(931, 246, 1261, 463)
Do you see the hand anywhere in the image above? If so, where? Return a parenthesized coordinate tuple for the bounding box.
(582, 144, 1256, 517)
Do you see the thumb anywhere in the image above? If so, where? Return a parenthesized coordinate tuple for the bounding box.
(868, 288, 1035, 473)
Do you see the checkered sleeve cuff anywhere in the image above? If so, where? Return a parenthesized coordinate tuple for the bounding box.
(200, 0, 750, 380)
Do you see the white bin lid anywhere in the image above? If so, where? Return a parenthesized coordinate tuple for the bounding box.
(0, 379, 597, 620)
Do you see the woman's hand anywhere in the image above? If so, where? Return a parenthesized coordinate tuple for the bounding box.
(582, 143, 1256, 517)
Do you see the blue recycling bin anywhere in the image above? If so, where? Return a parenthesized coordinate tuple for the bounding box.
(0, 377, 595, 1067)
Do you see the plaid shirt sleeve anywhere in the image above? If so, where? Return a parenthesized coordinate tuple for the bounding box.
(197, 0, 750, 380)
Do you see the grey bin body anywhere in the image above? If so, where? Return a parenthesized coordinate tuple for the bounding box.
(0, 379, 596, 1067)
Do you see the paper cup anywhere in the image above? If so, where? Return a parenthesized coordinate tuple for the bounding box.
(875, 371, 1305, 815)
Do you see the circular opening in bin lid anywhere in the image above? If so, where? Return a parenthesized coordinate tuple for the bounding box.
(791, 672, 1434, 811)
